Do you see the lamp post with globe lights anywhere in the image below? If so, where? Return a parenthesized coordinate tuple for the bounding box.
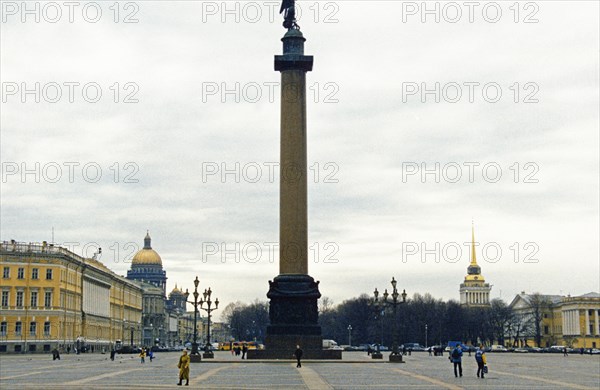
(199, 287, 219, 358)
(183, 276, 202, 362)
(374, 277, 407, 363)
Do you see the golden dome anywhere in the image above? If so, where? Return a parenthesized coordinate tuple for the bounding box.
(170, 283, 183, 294)
(465, 274, 485, 282)
(131, 232, 162, 266)
(132, 249, 162, 265)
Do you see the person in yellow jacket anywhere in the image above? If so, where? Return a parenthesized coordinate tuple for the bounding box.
(474, 344, 487, 378)
(139, 348, 146, 364)
(177, 349, 191, 386)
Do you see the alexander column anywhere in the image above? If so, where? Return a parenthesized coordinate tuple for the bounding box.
(260, 0, 330, 359)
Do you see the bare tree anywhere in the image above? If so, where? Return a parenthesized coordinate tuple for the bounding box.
(527, 293, 552, 347)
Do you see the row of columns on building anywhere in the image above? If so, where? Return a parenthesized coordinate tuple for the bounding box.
(467, 291, 489, 305)
(563, 308, 600, 336)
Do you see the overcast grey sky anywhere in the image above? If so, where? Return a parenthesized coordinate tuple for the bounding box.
(1, 1, 598, 317)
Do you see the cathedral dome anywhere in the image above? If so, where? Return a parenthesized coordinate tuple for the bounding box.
(132, 232, 162, 266)
(170, 284, 184, 296)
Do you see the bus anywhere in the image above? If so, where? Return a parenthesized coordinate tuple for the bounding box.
(220, 341, 262, 351)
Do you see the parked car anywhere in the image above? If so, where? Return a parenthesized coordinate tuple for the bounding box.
(370, 344, 388, 351)
(589, 348, 600, 355)
(402, 343, 426, 351)
(514, 347, 529, 353)
(490, 345, 508, 352)
(117, 345, 142, 354)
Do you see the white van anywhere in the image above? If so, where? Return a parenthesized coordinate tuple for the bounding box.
(322, 339, 340, 349)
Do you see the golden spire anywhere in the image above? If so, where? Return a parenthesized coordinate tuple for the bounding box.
(470, 220, 477, 266)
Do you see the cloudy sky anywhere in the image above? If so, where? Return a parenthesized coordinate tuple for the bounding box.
(1, 1, 598, 317)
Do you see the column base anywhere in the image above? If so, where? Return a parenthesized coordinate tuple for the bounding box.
(389, 353, 405, 363)
(189, 354, 202, 363)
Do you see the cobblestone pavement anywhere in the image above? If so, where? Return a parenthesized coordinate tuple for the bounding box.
(1, 351, 599, 389)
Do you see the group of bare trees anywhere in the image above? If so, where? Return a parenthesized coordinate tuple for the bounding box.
(219, 293, 553, 347)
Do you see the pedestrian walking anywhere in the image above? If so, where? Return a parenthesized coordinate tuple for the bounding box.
(242, 343, 248, 359)
(450, 345, 463, 377)
(294, 345, 303, 368)
(563, 347, 568, 356)
(110, 349, 116, 361)
(139, 348, 146, 363)
(149, 349, 154, 362)
(177, 349, 190, 386)
(475, 345, 487, 379)
(428, 346, 432, 356)
(51, 347, 60, 360)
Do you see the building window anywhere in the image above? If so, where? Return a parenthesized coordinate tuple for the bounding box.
(17, 268, 24, 279)
(46, 269, 53, 280)
(2, 267, 9, 278)
(30, 291, 38, 308)
(0, 321, 6, 336)
(44, 291, 52, 308)
(589, 309, 594, 315)
(29, 321, 36, 336)
(32, 268, 39, 279)
(544, 325, 549, 334)
(15, 321, 22, 335)
(1, 291, 8, 307)
(16, 291, 24, 307)
(44, 321, 51, 336)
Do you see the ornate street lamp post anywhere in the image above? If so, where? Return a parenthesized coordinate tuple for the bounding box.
(183, 276, 202, 362)
(374, 277, 407, 363)
(199, 287, 219, 359)
(347, 325, 352, 347)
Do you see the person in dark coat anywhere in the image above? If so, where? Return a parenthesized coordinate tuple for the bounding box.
(294, 345, 303, 368)
(475, 345, 487, 379)
(242, 344, 248, 359)
(450, 345, 463, 377)
(110, 349, 116, 361)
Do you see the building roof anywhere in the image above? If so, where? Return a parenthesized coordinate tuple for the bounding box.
(509, 291, 600, 309)
(578, 292, 600, 298)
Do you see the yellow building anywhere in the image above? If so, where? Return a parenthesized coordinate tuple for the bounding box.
(459, 224, 492, 306)
(1, 240, 143, 353)
(509, 292, 600, 349)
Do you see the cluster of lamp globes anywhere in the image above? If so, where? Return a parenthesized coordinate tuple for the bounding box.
(374, 277, 407, 303)
(183, 276, 219, 309)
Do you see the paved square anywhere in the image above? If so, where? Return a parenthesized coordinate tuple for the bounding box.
(1, 351, 599, 389)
